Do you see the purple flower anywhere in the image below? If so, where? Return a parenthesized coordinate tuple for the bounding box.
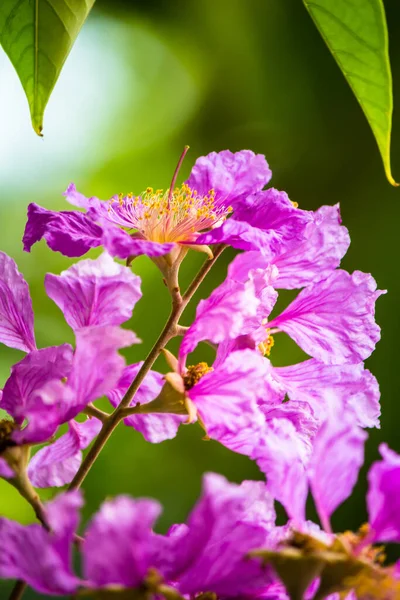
(0, 474, 283, 598)
(367, 444, 400, 543)
(0, 491, 81, 595)
(22, 150, 317, 260)
(83, 496, 162, 589)
(166, 473, 278, 598)
(183, 349, 269, 444)
(0, 252, 139, 484)
(44, 252, 142, 331)
(1, 345, 74, 427)
(19, 325, 136, 445)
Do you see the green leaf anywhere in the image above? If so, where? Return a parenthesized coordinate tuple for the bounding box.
(0, 0, 95, 135)
(303, 0, 398, 186)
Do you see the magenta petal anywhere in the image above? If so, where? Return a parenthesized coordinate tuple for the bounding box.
(254, 418, 309, 524)
(180, 278, 260, 364)
(273, 204, 350, 289)
(100, 221, 175, 259)
(107, 363, 184, 443)
(186, 150, 272, 208)
(1, 345, 73, 424)
(83, 496, 162, 588)
(23, 203, 103, 257)
(197, 188, 311, 257)
(0, 492, 81, 595)
(195, 218, 281, 252)
(28, 418, 102, 488)
(273, 359, 381, 428)
(309, 413, 367, 532)
(0, 252, 36, 352)
(189, 349, 268, 448)
(63, 183, 102, 211)
(21, 326, 137, 439)
(66, 326, 139, 418)
(269, 270, 385, 365)
(45, 253, 142, 331)
(367, 444, 400, 543)
(171, 473, 276, 597)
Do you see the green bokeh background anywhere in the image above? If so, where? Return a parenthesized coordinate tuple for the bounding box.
(1, 0, 400, 596)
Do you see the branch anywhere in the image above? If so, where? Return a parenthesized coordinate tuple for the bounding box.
(68, 245, 225, 491)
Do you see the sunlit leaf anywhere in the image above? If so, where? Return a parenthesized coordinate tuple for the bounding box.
(303, 0, 398, 186)
(0, 0, 95, 135)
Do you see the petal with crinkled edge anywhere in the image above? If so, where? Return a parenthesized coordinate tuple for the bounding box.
(309, 412, 367, 532)
(107, 363, 184, 443)
(228, 205, 350, 291)
(180, 278, 260, 365)
(99, 219, 175, 259)
(28, 419, 102, 488)
(23, 203, 103, 257)
(0, 492, 81, 594)
(170, 473, 277, 597)
(261, 400, 318, 457)
(273, 359, 381, 428)
(63, 183, 102, 211)
(254, 418, 309, 524)
(83, 496, 162, 588)
(269, 270, 385, 365)
(64, 326, 139, 420)
(367, 444, 400, 543)
(19, 326, 137, 442)
(186, 150, 272, 209)
(197, 189, 311, 256)
(1, 345, 73, 424)
(189, 349, 268, 446)
(273, 204, 350, 289)
(0, 252, 36, 352)
(45, 253, 142, 331)
(195, 218, 283, 252)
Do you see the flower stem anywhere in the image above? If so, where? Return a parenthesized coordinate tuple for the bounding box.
(68, 244, 225, 491)
(8, 581, 27, 600)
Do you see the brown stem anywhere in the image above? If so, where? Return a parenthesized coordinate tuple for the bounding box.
(8, 581, 27, 600)
(84, 403, 110, 423)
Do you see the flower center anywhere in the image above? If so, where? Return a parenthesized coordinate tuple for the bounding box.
(106, 184, 232, 244)
(0, 419, 17, 453)
(183, 362, 214, 390)
(258, 330, 275, 356)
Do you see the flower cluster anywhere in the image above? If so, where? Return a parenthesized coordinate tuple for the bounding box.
(0, 149, 397, 599)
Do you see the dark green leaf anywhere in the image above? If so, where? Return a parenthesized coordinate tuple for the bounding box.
(0, 0, 95, 135)
(303, 0, 398, 186)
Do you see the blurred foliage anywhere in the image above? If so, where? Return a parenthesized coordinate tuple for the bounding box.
(1, 0, 400, 596)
